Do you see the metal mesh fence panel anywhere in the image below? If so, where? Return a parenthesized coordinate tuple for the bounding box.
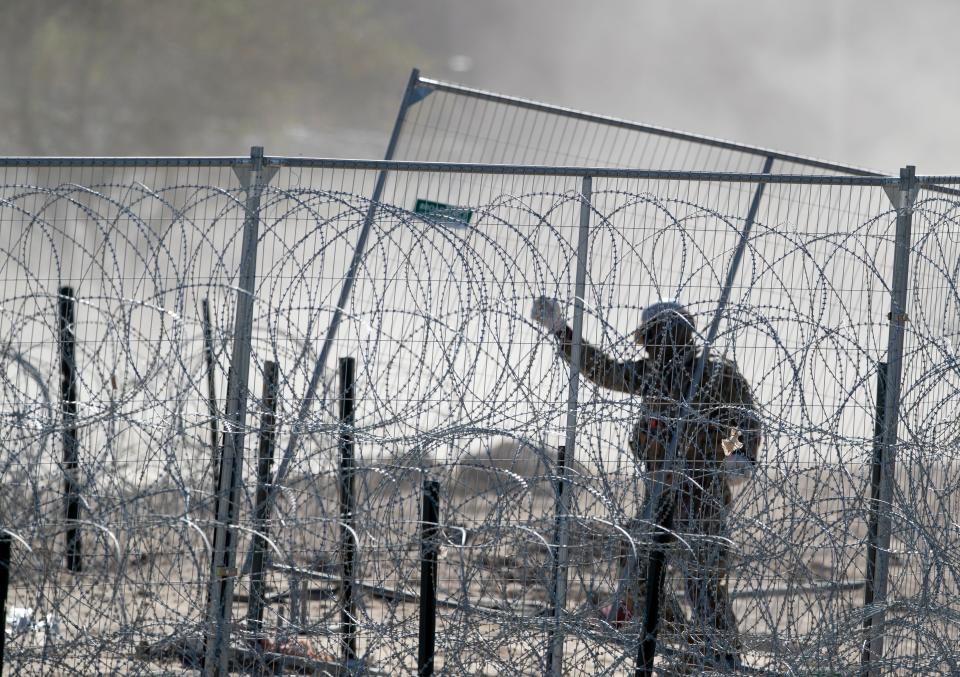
(391, 74, 881, 178)
(0, 158, 957, 675)
(879, 188, 960, 673)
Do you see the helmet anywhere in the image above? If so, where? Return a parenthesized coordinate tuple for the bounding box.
(640, 300, 695, 329)
(635, 300, 697, 355)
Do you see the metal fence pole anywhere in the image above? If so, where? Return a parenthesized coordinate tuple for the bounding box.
(338, 357, 358, 665)
(550, 444, 567, 599)
(636, 499, 675, 674)
(545, 444, 566, 672)
(636, 156, 774, 676)
(861, 166, 917, 676)
(201, 297, 220, 457)
(268, 68, 426, 517)
(860, 359, 887, 670)
(204, 146, 277, 677)
(0, 533, 10, 676)
(548, 176, 593, 677)
(58, 286, 82, 574)
(247, 360, 279, 674)
(417, 479, 441, 677)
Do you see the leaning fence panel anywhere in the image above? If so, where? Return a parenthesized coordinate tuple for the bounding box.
(394, 73, 880, 178)
(0, 160, 957, 675)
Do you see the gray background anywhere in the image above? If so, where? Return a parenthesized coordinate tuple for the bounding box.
(1, 1, 952, 172)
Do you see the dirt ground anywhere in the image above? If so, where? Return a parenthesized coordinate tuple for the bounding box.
(4, 456, 959, 675)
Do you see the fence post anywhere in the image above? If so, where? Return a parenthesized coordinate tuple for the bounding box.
(550, 444, 567, 595)
(861, 166, 917, 676)
(860, 359, 887, 669)
(544, 444, 566, 672)
(548, 176, 593, 677)
(247, 360, 279, 674)
(268, 68, 426, 521)
(201, 298, 220, 456)
(636, 156, 774, 675)
(0, 533, 10, 676)
(204, 146, 277, 676)
(58, 286, 82, 574)
(417, 479, 441, 677)
(338, 357, 358, 665)
(636, 500, 674, 673)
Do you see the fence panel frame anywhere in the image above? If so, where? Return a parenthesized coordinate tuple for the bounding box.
(0, 155, 957, 675)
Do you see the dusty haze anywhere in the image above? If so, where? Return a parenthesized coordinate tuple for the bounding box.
(2, 1, 956, 173)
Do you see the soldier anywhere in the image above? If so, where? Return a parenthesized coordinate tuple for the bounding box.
(530, 296, 760, 668)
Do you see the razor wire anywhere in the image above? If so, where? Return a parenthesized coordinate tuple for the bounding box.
(0, 169, 958, 675)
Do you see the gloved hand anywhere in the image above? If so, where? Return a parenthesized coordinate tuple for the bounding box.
(530, 296, 568, 334)
(722, 428, 755, 486)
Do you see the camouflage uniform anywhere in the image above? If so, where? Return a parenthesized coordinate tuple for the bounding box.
(551, 319, 760, 664)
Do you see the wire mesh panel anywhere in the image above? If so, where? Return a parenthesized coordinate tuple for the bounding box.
(1, 159, 958, 675)
(258, 167, 588, 674)
(393, 74, 881, 177)
(0, 161, 254, 674)
(882, 188, 960, 674)
(379, 71, 942, 672)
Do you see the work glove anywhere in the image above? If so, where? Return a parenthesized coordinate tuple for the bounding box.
(530, 296, 568, 334)
(721, 428, 755, 486)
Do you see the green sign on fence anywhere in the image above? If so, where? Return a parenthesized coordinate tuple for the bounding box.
(414, 199, 473, 228)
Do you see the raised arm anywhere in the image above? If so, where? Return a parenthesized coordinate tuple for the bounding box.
(530, 296, 648, 395)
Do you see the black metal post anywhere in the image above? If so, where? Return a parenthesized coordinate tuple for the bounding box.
(200, 296, 222, 652)
(201, 297, 220, 456)
(636, 499, 675, 677)
(58, 286, 81, 573)
(0, 533, 10, 676)
(338, 357, 358, 664)
(861, 360, 888, 671)
(545, 445, 566, 673)
(247, 360, 279, 673)
(417, 479, 440, 677)
(550, 445, 567, 599)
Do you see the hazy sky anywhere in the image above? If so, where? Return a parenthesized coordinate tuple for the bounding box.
(4, 1, 958, 174)
(408, 0, 956, 175)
